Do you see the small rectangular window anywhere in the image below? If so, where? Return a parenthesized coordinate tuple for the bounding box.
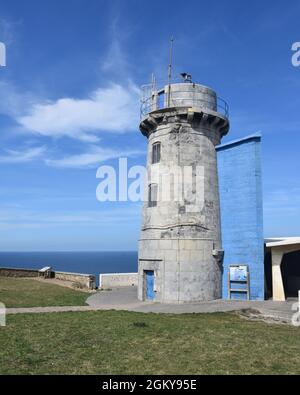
(158, 91, 165, 109)
(148, 184, 158, 208)
(152, 142, 161, 164)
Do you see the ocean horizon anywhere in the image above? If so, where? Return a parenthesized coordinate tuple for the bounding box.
(0, 251, 138, 287)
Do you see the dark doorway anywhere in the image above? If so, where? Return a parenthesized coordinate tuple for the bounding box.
(264, 250, 273, 299)
(281, 250, 300, 298)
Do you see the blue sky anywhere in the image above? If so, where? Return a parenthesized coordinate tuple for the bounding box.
(0, 0, 299, 251)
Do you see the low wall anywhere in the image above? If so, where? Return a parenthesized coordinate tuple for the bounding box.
(100, 273, 138, 288)
(0, 267, 96, 290)
(0, 267, 39, 278)
(55, 271, 96, 290)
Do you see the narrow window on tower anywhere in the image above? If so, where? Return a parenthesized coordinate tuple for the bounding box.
(148, 183, 158, 208)
(152, 142, 161, 164)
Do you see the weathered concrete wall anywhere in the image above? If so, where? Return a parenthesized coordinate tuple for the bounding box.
(100, 273, 138, 288)
(0, 267, 39, 278)
(217, 135, 264, 300)
(54, 271, 96, 290)
(138, 82, 229, 303)
(166, 83, 217, 112)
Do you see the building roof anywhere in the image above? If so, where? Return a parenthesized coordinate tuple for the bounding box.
(39, 266, 52, 272)
(216, 133, 261, 151)
(265, 237, 300, 247)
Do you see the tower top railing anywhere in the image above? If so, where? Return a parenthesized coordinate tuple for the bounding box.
(140, 79, 229, 119)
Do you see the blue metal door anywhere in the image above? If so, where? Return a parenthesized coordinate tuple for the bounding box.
(146, 271, 154, 300)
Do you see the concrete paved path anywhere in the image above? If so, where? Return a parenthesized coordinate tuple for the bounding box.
(86, 287, 297, 323)
(6, 287, 298, 325)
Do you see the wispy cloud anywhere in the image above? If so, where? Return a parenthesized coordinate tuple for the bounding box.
(264, 187, 300, 217)
(0, 81, 142, 168)
(17, 83, 140, 142)
(0, 204, 141, 230)
(0, 80, 36, 118)
(100, 14, 133, 79)
(0, 17, 18, 46)
(45, 146, 143, 169)
(229, 111, 300, 138)
(0, 146, 46, 164)
(0, 143, 143, 169)
(101, 39, 130, 78)
(264, 187, 300, 236)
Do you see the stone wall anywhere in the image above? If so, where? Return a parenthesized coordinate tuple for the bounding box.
(55, 271, 96, 290)
(0, 267, 96, 290)
(0, 267, 39, 278)
(100, 273, 138, 288)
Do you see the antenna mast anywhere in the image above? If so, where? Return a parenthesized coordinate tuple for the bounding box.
(167, 37, 174, 107)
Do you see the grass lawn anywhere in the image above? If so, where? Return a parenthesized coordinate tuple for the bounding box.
(0, 277, 89, 308)
(0, 310, 299, 375)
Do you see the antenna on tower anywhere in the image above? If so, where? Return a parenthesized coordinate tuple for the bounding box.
(168, 36, 174, 84)
(167, 37, 174, 107)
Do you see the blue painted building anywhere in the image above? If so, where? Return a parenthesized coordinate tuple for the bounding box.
(216, 135, 264, 300)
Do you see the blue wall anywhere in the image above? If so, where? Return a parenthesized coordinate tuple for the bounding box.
(217, 135, 264, 300)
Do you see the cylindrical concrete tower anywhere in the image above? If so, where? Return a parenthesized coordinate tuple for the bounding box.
(138, 79, 229, 303)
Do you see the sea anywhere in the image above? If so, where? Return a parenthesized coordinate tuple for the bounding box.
(0, 251, 138, 287)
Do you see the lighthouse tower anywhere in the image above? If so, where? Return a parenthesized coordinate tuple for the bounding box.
(138, 75, 229, 303)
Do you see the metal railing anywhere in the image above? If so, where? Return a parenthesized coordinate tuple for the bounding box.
(140, 83, 229, 119)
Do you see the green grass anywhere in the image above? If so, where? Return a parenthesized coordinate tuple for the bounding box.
(0, 310, 299, 375)
(0, 277, 89, 308)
